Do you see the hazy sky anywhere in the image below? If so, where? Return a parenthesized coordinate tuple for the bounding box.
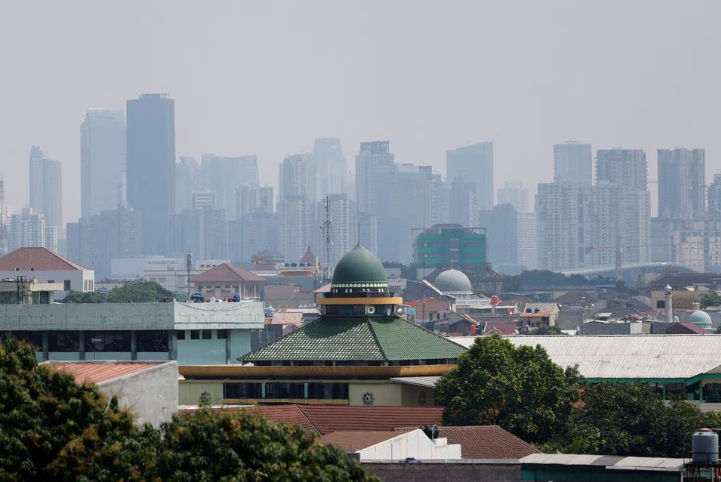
(1, 0, 719, 223)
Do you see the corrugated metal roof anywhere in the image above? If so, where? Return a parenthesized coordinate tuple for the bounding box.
(390, 376, 440, 388)
(521, 453, 687, 471)
(46, 361, 165, 384)
(451, 335, 721, 380)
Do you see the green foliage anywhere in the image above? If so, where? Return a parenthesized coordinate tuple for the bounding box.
(151, 408, 377, 482)
(105, 280, 174, 303)
(533, 325, 565, 335)
(0, 338, 377, 481)
(435, 335, 580, 444)
(562, 383, 719, 458)
(61, 280, 175, 303)
(0, 337, 148, 481)
(701, 291, 721, 308)
(437, 336, 720, 457)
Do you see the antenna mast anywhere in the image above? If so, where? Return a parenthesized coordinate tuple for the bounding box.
(320, 196, 333, 282)
(185, 251, 193, 300)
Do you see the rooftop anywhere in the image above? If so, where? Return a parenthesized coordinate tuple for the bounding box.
(331, 245, 387, 287)
(45, 361, 167, 384)
(192, 262, 266, 283)
(0, 247, 88, 272)
(451, 335, 721, 380)
(243, 316, 466, 363)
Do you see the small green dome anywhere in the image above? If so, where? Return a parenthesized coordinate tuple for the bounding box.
(331, 245, 387, 287)
(688, 310, 712, 329)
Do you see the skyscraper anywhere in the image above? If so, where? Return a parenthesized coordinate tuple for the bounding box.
(80, 109, 126, 217)
(355, 141, 394, 215)
(553, 142, 592, 186)
(29, 146, 62, 229)
(478, 204, 518, 266)
(595, 148, 650, 263)
(497, 180, 530, 214)
(279, 154, 315, 262)
(175, 156, 202, 213)
(279, 154, 315, 201)
(535, 182, 582, 271)
(201, 154, 259, 219)
(126, 93, 175, 255)
(446, 141, 494, 211)
(313, 138, 347, 199)
(317, 194, 357, 275)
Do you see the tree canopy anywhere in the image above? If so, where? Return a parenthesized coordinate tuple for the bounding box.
(436, 335, 721, 457)
(62, 280, 175, 304)
(435, 335, 580, 444)
(0, 338, 377, 481)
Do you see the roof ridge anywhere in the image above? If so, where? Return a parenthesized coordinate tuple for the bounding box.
(240, 318, 311, 362)
(367, 317, 389, 362)
(296, 404, 322, 434)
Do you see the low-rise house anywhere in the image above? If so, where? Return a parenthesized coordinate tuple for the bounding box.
(0, 247, 95, 300)
(46, 360, 178, 426)
(192, 262, 265, 300)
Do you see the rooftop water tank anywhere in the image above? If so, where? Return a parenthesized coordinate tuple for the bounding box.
(692, 428, 719, 464)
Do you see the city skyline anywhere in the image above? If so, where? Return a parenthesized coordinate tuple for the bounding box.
(1, 1, 719, 223)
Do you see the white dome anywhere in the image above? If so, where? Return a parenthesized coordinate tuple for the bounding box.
(434, 269, 472, 294)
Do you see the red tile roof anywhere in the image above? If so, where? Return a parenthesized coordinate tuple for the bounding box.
(299, 247, 317, 264)
(438, 426, 540, 459)
(298, 405, 444, 435)
(178, 404, 443, 435)
(192, 263, 266, 283)
(482, 321, 518, 336)
(666, 322, 708, 335)
(46, 361, 163, 384)
(0, 247, 87, 271)
(320, 431, 399, 452)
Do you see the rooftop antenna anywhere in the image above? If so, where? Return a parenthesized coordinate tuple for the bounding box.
(320, 196, 333, 281)
(185, 251, 193, 300)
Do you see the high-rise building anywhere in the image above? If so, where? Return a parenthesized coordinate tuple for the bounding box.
(236, 185, 274, 218)
(478, 204, 518, 266)
(201, 154, 259, 219)
(126, 93, 175, 255)
(175, 157, 202, 213)
(8, 208, 48, 252)
(689, 149, 706, 218)
(517, 212, 537, 270)
(279, 197, 313, 262)
(66, 207, 142, 280)
(448, 178, 476, 227)
(80, 109, 126, 217)
(553, 142, 592, 186)
(192, 190, 217, 210)
(446, 141, 494, 211)
(355, 141, 394, 215)
(313, 138, 347, 199)
(169, 208, 227, 260)
(228, 212, 280, 264)
(430, 174, 450, 226)
(658, 148, 705, 220)
(29, 146, 62, 229)
(497, 180, 530, 214)
(595, 148, 650, 263)
(709, 174, 721, 218)
(279, 153, 315, 202)
(317, 194, 357, 275)
(535, 182, 582, 271)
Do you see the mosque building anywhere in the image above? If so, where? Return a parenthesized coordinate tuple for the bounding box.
(179, 245, 466, 406)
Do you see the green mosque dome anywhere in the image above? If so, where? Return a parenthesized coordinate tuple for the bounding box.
(331, 244, 387, 288)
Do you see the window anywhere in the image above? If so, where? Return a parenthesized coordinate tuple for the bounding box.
(137, 330, 169, 352)
(216, 330, 227, 339)
(64, 280, 71, 291)
(202, 330, 212, 340)
(265, 383, 304, 399)
(11, 331, 43, 350)
(190, 330, 200, 340)
(49, 331, 79, 352)
(85, 331, 131, 352)
(176, 330, 186, 340)
(224, 383, 262, 399)
(307, 383, 349, 400)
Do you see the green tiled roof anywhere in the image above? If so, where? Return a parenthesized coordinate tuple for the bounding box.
(242, 316, 466, 363)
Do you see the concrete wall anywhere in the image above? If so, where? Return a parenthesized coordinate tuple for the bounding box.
(401, 384, 436, 407)
(179, 380, 224, 406)
(349, 381, 402, 406)
(358, 430, 461, 461)
(362, 462, 521, 482)
(0, 269, 94, 298)
(0, 301, 264, 331)
(97, 361, 178, 427)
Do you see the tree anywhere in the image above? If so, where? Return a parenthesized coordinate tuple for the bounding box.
(0, 338, 377, 481)
(61, 280, 176, 304)
(534, 325, 565, 335)
(61, 291, 105, 303)
(700, 291, 721, 309)
(0, 337, 149, 481)
(435, 335, 580, 444)
(151, 408, 377, 481)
